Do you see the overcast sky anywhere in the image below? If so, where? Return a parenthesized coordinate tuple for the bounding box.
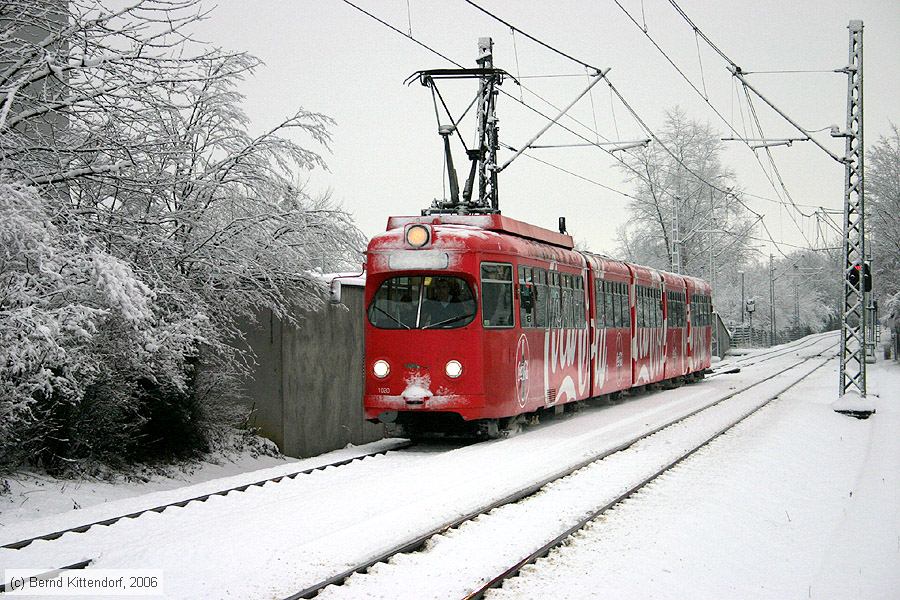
(190, 0, 899, 259)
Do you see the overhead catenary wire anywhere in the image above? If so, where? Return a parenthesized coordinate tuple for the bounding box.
(500, 141, 639, 200)
(611, 0, 824, 244)
(464, 1, 803, 257)
(510, 28, 524, 101)
(741, 85, 817, 243)
(342, 0, 814, 257)
(462, 0, 602, 73)
(665, 0, 845, 165)
(339, 0, 638, 203)
(463, 0, 808, 258)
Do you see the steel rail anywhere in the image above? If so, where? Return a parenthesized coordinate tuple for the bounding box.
(284, 339, 837, 599)
(3, 441, 413, 551)
(709, 332, 834, 377)
(463, 345, 836, 599)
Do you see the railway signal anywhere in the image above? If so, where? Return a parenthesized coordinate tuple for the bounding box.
(847, 263, 861, 288)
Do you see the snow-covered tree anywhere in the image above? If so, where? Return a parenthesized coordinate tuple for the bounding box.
(0, 1, 364, 473)
(866, 123, 900, 297)
(616, 107, 757, 281)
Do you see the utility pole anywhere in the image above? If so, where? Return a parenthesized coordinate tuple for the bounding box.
(769, 254, 776, 345)
(739, 270, 745, 325)
(837, 20, 868, 401)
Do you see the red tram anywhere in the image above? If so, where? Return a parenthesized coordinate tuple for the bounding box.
(363, 213, 713, 437)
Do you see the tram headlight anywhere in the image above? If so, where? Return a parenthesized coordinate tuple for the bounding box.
(445, 360, 463, 378)
(372, 360, 390, 379)
(405, 224, 430, 248)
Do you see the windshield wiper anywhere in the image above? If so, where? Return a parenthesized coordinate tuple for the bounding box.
(372, 305, 411, 330)
(422, 312, 475, 329)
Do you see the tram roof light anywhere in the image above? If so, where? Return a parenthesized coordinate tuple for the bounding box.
(405, 224, 431, 248)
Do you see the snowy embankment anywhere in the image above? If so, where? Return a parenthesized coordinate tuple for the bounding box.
(0, 439, 405, 548)
(2, 333, 897, 600)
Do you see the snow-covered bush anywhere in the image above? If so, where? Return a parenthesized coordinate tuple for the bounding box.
(0, 1, 365, 475)
(0, 181, 214, 473)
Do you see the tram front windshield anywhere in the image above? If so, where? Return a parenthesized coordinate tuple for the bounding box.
(368, 275, 477, 329)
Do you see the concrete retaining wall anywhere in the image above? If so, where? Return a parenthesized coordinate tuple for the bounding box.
(236, 283, 384, 457)
(712, 312, 731, 359)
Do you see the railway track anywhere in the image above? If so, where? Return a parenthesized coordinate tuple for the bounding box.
(287, 337, 839, 599)
(710, 331, 834, 376)
(4, 335, 837, 599)
(463, 345, 837, 599)
(1, 440, 413, 552)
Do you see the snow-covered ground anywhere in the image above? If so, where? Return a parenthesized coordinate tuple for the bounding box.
(1, 332, 897, 599)
(0, 447, 293, 528)
(491, 352, 900, 600)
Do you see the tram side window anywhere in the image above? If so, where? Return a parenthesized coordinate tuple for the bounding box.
(641, 287, 649, 328)
(666, 291, 675, 327)
(617, 283, 628, 328)
(677, 294, 682, 326)
(656, 289, 662, 328)
(604, 282, 613, 328)
(676, 293, 684, 327)
(634, 287, 640, 328)
(482, 263, 514, 328)
(595, 280, 605, 328)
(636, 287, 642, 327)
(549, 272, 562, 328)
(535, 268, 548, 327)
(519, 266, 535, 328)
(672, 294, 678, 327)
(612, 283, 619, 328)
(574, 276, 586, 328)
(606, 282, 622, 327)
(562, 275, 575, 329)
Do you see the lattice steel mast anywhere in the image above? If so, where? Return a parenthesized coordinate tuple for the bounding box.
(838, 20, 866, 397)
